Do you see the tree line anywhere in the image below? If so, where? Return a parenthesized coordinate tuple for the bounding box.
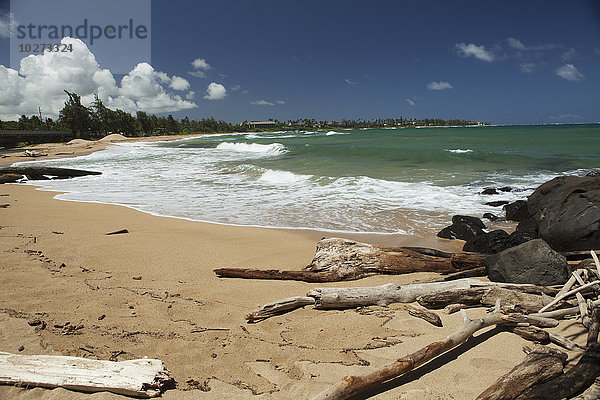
(0, 91, 488, 137)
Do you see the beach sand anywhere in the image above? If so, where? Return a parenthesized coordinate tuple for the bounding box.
(0, 140, 588, 399)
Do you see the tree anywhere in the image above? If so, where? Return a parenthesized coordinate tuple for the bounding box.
(59, 91, 91, 135)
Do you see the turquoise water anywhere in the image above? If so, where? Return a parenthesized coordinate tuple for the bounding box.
(21, 124, 600, 235)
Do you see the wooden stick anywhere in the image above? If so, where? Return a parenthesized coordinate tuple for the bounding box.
(407, 304, 443, 327)
(0, 352, 171, 397)
(569, 377, 600, 400)
(476, 345, 567, 400)
(538, 280, 600, 313)
(532, 299, 600, 320)
(556, 275, 577, 299)
(310, 312, 558, 400)
(246, 296, 315, 322)
(576, 292, 591, 329)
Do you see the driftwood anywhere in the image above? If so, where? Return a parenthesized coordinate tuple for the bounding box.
(247, 279, 559, 321)
(406, 304, 443, 327)
(570, 378, 600, 400)
(216, 238, 486, 282)
(476, 345, 568, 400)
(514, 308, 600, 399)
(504, 326, 550, 344)
(0, 352, 172, 397)
(0, 166, 101, 181)
(310, 310, 558, 400)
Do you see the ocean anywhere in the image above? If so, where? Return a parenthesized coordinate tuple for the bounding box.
(18, 124, 600, 236)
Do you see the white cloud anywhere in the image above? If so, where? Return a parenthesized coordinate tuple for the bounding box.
(189, 58, 211, 79)
(231, 84, 242, 91)
(426, 81, 453, 90)
(345, 78, 358, 85)
(455, 43, 495, 62)
(186, 91, 195, 100)
(241, 89, 249, 95)
(203, 82, 227, 100)
(406, 98, 416, 106)
(561, 47, 576, 61)
(251, 100, 275, 106)
(555, 64, 584, 82)
(191, 58, 211, 71)
(0, 37, 197, 120)
(519, 63, 535, 73)
(169, 76, 190, 91)
(507, 37, 525, 50)
(276, 100, 285, 104)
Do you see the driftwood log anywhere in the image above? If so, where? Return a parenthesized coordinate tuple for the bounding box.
(476, 345, 568, 400)
(216, 238, 486, 282)
(247, 278, 557, 321)
(310, 310, 558, 400)
(0, 352, 172, 397)
(0, 166, 101, 182)
(513, 308, 600, 399)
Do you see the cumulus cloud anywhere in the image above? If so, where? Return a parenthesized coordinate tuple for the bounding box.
(0, 37, 197, 120)
(406, 98, 416, 106)
(186, 91, 195, 100)
(519, 63, 535, 73)
(345, 78, 358, 85)
(455, 43, 495, 62)
(203, 82, 227, 100)
(555, 64, 584, 82)
(189, 58, 211, 78)
(192, 58, 211, 70)
(231, 84, 242, 91)
(426, 81, 453, 90)
(251, 100, 275, 106)
(169, 76, 190, 91)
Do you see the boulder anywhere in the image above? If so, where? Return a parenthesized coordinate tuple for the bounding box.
(463, 230, 510, 254)
(437, 215, 486, 241)
(528, 176, 600, 251)
(485, 239, 569, 285)
(482, 188, 499, 195)
(0, 173, 23, 184)
(504, 200, 530, 221)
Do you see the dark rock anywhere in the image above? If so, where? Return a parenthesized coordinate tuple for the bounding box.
(18, 346, 24, 352)
(482, 212, 498, 221)
(528, 176, 600, 251)
(482, 188, 499, 195)
(485, 200, 510, 207)
(452, 215, 486, 229)
(463, 229, 511, 254)
(586, 171, 600, 177)
(504, 200, 530, 222)
(508, 230, 536, 247)
(498, 186, 513, 192)
(485, 239, 569, 285)
(437, 215, 486, 241)
(0, 173, 23, 184)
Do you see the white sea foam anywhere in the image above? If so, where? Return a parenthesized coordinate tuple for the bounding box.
(215, 142, 287, 155)
(445, 149, 474, 153)
(258, 169, 311, 185)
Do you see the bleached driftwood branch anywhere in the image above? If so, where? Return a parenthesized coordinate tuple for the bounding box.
(0, 352, 172, 397)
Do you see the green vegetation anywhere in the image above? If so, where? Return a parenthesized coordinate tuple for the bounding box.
(0, 91, 489, 137)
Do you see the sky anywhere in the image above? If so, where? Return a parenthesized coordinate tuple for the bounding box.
(1, 0, 600, 125)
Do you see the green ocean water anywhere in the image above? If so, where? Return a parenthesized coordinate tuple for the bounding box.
(27, 123, 600, 234)
(177, 124, 600, 186)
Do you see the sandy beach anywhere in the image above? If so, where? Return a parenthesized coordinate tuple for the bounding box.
(0, 140, 588, 399)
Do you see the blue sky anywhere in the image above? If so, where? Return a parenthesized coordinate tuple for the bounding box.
(1, 0, 600, 124)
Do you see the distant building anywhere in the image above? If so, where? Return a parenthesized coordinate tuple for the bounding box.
(246, 121, 277, 129)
